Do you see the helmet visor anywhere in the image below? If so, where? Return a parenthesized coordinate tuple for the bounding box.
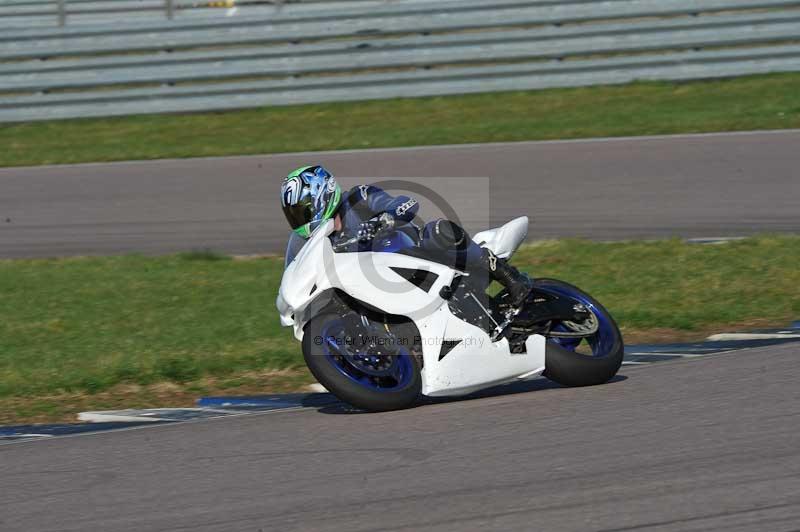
(282, 195, 316, 231)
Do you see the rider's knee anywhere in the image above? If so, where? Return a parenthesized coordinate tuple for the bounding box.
(422, 219, 470, 252)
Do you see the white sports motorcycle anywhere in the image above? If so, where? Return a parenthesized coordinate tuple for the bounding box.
(276, 216, 623, 411)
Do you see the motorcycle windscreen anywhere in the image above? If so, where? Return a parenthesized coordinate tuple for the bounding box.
(285, 231, 307, 268)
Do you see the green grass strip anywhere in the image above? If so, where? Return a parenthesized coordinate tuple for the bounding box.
(1, 235, 798, 399)
(2, 73, 800, 167)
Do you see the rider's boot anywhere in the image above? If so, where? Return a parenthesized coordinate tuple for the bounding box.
(479, 248, 533, 307)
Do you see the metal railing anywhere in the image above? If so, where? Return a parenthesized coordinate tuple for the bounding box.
(4, 0, 301, 26)
(1, 0, 800, 122)
(0, 0, 371, 27)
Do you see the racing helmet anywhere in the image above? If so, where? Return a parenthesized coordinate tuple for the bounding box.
(280, 165, 342, 238)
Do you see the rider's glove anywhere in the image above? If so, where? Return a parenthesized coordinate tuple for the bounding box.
(357, 220, 381, 242)
(377, 212, 395, 231)
(357, 213, 395, 242)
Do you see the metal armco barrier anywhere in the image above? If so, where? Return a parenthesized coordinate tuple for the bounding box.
(1, 0, 799, 122)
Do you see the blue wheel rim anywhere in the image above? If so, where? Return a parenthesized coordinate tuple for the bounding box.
(320, 319, 414, 392)
(538, 283, 616, 359)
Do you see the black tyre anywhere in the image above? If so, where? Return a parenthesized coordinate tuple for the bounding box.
(303, 312, 422, 412)
(535, 279, 624, 387)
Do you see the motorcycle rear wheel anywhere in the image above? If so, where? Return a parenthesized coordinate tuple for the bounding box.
(535, 279, 625, 387)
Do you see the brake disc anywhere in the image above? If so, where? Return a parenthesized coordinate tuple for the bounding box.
(548, 304, 600, 338)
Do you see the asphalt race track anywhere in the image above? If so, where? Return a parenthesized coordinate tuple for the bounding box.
(1, 344, 799, 532)
(2, 131, 799, 531)
(1, 130, 799, 258)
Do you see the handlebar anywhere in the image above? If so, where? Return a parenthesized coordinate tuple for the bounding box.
(332, 234, 362, 252)
(331, 214, 395, 252)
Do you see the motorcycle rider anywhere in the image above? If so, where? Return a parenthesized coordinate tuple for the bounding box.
(280, 165, 532, 307)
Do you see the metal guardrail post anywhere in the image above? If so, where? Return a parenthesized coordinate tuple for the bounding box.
(57, 0, 66, 26)
(166, 0, 174, 20)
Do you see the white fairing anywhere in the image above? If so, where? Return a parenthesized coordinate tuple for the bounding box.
(276, 218, 545, 397)
(472, 216, 529, 259)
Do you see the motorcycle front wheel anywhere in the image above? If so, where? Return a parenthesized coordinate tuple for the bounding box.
(302, 312, 422, 412)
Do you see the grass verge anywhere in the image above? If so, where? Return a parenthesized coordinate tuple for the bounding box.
(1, 235, 798, 424)
(2, 73, 800, 167)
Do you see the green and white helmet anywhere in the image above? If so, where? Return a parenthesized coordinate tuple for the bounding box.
(280, 165, 342, 238)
